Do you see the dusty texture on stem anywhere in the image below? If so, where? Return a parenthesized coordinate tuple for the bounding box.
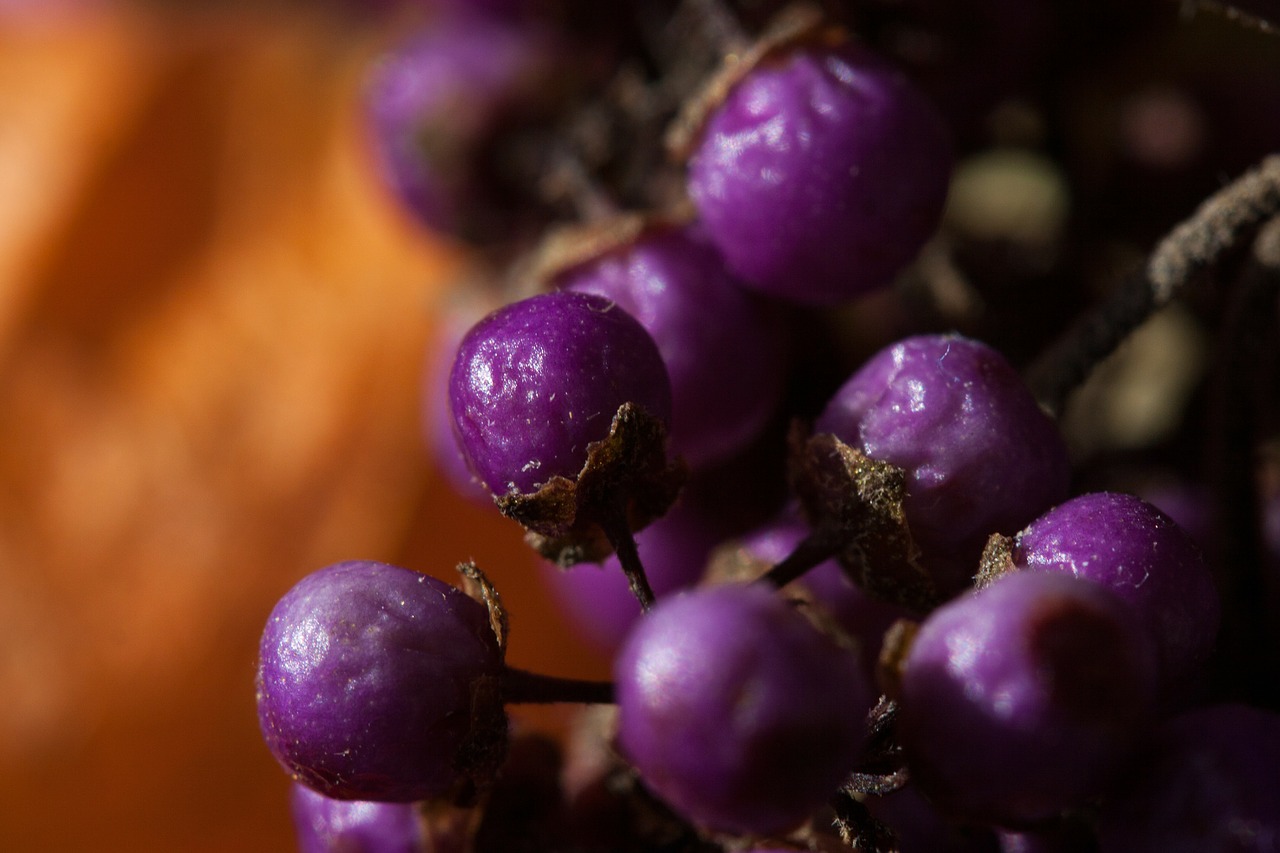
(1029, 156, 1280, 414)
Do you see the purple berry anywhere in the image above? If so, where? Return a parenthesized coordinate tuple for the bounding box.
(1012, 491, 1219, 686)
(1097, 704, 1280, 852)
(899, 570, 1158, 826)
(559, 223, 789, 468)
(816, 334, 1071, 595)
(449, 290, 672, 496)
(735, 512, 910, 675)
(256, 561, 505, 802)
(363, 17, 550, 234)
(615, 583, 871, 834)
(290, 783, 427, 853)
(687, 40, 952, 305)
(539, 497, 725, 653)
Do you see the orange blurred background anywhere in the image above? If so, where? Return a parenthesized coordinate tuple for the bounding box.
(0, 5, 604, 850)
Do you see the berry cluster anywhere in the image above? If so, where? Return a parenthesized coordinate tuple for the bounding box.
(257, 2, 1280, 851)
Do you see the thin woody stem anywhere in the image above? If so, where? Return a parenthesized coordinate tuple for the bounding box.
(757, 528, 844, 588)
(598, 503, 657, 611)
(502, 666, 615, 705)
(1028, 155, 1280, 415)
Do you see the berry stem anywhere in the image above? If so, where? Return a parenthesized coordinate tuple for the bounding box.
(1028, 154, 1280, 415)
(597, 503, 657, 611)
(757, 528, 843, 589)
(1209, 215, 1280, 709)
(501, 666, 615, 705)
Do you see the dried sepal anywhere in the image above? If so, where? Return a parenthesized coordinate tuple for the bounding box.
(496, 402, 686, 565)
(974, 533, 1018, 591)
(789, 427, 939, 613)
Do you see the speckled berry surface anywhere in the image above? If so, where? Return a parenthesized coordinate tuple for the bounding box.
(256, 561, 505, 802)
(290, 782, 427, 853)
(899, 570, 1158, 825)
(1014, 491, 1219, 685)
(449, 290, 671, 495)
(688, 40, 952, 304)
(615, 583, 870, 834)
(560, 224, 789, 468)
(816, 334, 1071, 594)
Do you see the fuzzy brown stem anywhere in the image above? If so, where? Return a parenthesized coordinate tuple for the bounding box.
(1028, 155, 1280, 414)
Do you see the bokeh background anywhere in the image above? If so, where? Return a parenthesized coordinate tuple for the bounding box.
(0, 3, 605, 850)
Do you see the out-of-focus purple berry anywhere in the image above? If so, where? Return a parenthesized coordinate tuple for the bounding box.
(362, 16, 551, 234)
(615, 584, 871, 834)
(1097, 704, 1280, 852)
(1013, 491, 1219, 686)
(816, 334, 1070, 595)
(899, 570, 1158, 826)
(688, 40, 952, 305)
(290, 783, 427, 853)
(257, 561, 505, 802)
(735, 512, 909, 675)
(867, 783, 999, 853)
(539, 497, 725, 653)
(449, 291, 671, 496)
(559, 223, 789, 468)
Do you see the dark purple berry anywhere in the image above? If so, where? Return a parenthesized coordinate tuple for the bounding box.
(615, 583, 871, 834)
(1097, 704, 1280, 852)
(449, 290, 671, 496)
(899, 570, 1158, 826)
(290, 783, 427, 853)
(559, 223, 789, 468)
(688, 39, 952, 305)
(1012, 491, 1219, 686)
(816, 334, 1070, 595)
(362, 16, 551, 236)
(256, 561, 506, 802)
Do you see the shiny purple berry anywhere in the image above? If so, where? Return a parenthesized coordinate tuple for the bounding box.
(1013, 491, 1219, 686)
(559, 223, 789, 468)
(256, 561, 505, 802)
(449, 291, 672, 496)
(290, 783, 427, 853)
(615, 583, 871, 834)
(688, 40, 952, 305)
(816, 334, 1070, 595)
(899, 570, 1158, 826)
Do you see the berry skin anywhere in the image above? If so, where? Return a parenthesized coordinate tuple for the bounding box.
(449, 290, 672, 496)
(1012, 491, 1219, 686)
(614, 583, 871, 835)
(362, 16, 550, 236)
(688, 39, 952, 305)
(256, 561, 506, 803)
(898, 570, 1158, 826)
(816, 334, 1070, 595)
(289, 783, 427, 853)
(559, 223, 789, 469)
(1097, 704, 1280, 852)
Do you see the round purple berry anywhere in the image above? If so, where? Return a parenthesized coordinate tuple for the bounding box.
(449, 290, 672, 496)
(362, 17, 550, 234)
(615, 583, 871, 834)
(688, 39, 952, 305)
(256, 561, 505, 802)
(1013, 491, 1219, 686)
(1098, 704, 1280, 852)
(899, 570, 1158, 826)
(290, 783, 427, 853)
(559, 223, 789, 468)
(816, 334, 1071, 595)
